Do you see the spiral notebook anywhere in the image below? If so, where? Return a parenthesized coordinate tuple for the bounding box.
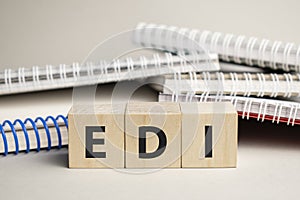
(0, 52, 219, 96)
(0, 62, 161, 156)
(148, 72, 300, 98)
(134, 22, 300, 72)
(0, 115, 68, 155)
(159, 93, 300, 126)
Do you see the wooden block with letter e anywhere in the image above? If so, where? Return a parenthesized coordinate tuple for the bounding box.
(68, 104, 125, 168)
(180, 102, 238, 168)
(125, 102, 181, 168)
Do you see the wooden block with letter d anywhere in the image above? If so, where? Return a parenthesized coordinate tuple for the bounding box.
(125, 102, 181, 168)
(68, 104, 125, 168)
(180, 102, 238, 168)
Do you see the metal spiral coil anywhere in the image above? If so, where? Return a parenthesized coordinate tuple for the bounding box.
(0, 115, 68, 156)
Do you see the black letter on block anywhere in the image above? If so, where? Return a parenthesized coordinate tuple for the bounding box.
(85, 126, 106, 158)
(205, 126, 213, 158)
(139, 126, 167, 159)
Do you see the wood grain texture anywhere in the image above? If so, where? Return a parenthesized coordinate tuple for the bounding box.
(125, 102, 181, 168)
(68, 104, 125, 168)
(180, 102, 238, 168)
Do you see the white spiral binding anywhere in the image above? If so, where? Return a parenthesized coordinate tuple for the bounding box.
(218, 72, 225, 101)
(178, 52, 186, 73)
(245, 37, 257, 66)
(257, 100, 264, 121)
(210, 32, 222, 54)
(283, 43, 294, 72)
(199, 72, 207, 102)
(243, 73, 250, 96)
(242, 98, 248, 119)
(89, 62, 95, 77)
(0, 52, 216, 95)
(32, 66, 40, 85)
(153, 53, 161, 74)
(234, 35, 245, 64)
(18, 67, 25, 86)
(165, 72, 300, 98)
(72, 62, 79, 79)
(257, 73, 264, 97)
(116, 59, 122, 79)
(262, 101, 268, 122)
(292, 105, 299, 126)
(199, 30, 211, 49)
(260, 73, 266, 97)
(200, 72, 207, 102)
(272, 103, 279, 123)
(233, 73, 238, 97)
(4, 69, 11, 88)
(271, 41, 282, 70)
(277, 104, 283, 124)
(222, 34, 234, 62)
(46, 65, 53, 82)
(229, 72, 235, 96)
(246, 98, 253, 120)
(245, 73, 253, 96)
(232, 97, 238, 108)
(189, 71, 195, 95)
(159, 93, 300, 126)
(126, 57, 134, 80)
(283, 73, 291, 98)
(135, 23, 300, 72)
(205, 72, 211, 102)
(258, 39, 268, 67)
(63, 64, 68, 80)
(215, 72, 221, 101)
(287, 105, 294, 126)
(36, 66, 41, 84)
(140, 56, 148, 78)
(189, 72, 197, 102)
(273, 73, 279, 97)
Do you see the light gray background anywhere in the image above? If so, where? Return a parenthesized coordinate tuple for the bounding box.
(0, 0, 300, 199)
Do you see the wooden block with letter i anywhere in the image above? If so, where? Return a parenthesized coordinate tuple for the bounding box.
(68, 104, 125, 168)
(125, 102, 181, 168)
(180, 102, 238, 168)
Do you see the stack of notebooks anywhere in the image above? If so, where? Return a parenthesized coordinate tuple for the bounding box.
(0, 22, 299, 155)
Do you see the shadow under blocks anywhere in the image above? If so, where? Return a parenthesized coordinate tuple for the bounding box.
(238, 118, 300, 150)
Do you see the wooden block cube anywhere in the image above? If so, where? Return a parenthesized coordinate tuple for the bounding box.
(125, 102, 181, 168)
(180, 102, 238, 168)
(68, 104, 125, 168)
(68, 102, 238, 169)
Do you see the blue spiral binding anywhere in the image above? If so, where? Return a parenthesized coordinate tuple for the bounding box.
(45, 116, 62, 149)
(3, 120, 19, 154)
(13, 119, 30, 153)
(24, 118, 41, 152)
(35, 117, 51, 150)
(0, 115, 68, 156)
(0, 124, 8, 156)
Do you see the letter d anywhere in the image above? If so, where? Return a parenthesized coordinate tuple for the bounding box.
(139, 126, 167, 159)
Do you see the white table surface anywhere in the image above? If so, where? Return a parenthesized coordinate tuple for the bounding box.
(0, 0, 300, 199)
